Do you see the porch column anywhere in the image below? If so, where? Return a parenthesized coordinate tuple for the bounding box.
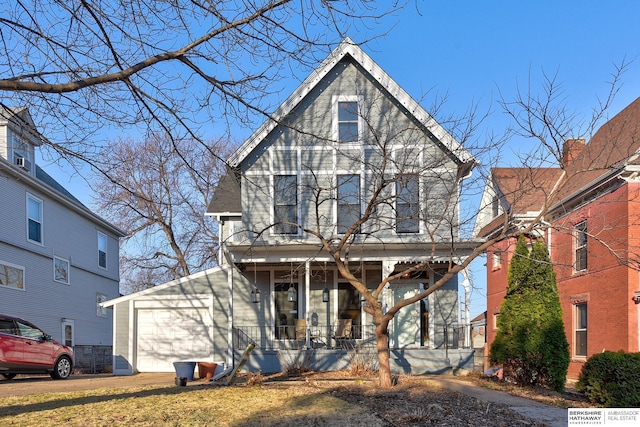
(381, 260, 397, 314)
(226, 263, 234, 370)
(461, 267, 471, 348)
(305, 260, 311, 348)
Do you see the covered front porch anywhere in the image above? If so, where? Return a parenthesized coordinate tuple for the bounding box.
(233, 259, 462, 351)
(231, 323, 475, 374)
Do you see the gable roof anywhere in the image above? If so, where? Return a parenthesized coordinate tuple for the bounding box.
(1, 106, 126, 237)
(226, 38, 475, 169)
(206, 168, 241, 217)
(101, 266, 228, 307)
(475, 167, 563, 238)
(0, 106, 42, 146)
(476, 96, 640, 237)
(552, 96, 640, 204)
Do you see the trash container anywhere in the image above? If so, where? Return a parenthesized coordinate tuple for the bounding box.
(173, 361, 196, 382)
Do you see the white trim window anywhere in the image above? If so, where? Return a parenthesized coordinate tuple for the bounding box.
(62, 319, 74, 347)
(574, 221, 587, 272)
(98, 232, 107, 269)
(574, 302, 587, 357)
(396, 173, 420, 233)
(96, 293, 108, 317)
(273, 175, 298, 235)
(333, 95, 362, 143)
(27, 194, 43, 244)
(0, 261, 25, 290)
(10, 133, 34, 174)
(337, 174, 361, 234)
(492, 250, 502, 270)
(53, 256, 70, 285)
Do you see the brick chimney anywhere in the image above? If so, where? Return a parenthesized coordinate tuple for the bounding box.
(562, 138, 586, 168)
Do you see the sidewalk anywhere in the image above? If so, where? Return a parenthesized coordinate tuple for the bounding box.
(425, 376, 568, 427)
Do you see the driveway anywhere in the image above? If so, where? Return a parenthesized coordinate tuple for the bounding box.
(0, 373, 178, 397)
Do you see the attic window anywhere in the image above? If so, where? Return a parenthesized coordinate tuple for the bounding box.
(492, 195, 500, 217)
(333, 95, 362, 143)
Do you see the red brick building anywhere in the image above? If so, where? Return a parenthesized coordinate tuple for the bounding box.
(474, 97, 640, 378)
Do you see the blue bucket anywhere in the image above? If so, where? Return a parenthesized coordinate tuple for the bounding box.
(173, 361, 196, 382)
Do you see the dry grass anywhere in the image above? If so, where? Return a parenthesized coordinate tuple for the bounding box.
(0, 372, 590, 426)
(468, 374, 592, 408)
(0, 382, 378, 426)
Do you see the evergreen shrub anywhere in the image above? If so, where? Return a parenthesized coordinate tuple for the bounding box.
(576, 351, 640, 407)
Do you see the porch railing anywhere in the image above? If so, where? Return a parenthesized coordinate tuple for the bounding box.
(233, 323, 473, 351)
(233, 324, 376, 351)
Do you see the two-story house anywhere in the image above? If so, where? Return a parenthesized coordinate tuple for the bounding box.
(103, 39, 479, 376)
(1, 107, 125, 371)
(474, 96, 640, 378)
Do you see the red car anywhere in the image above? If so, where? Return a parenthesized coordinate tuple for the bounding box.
(0, 314, 74, 380)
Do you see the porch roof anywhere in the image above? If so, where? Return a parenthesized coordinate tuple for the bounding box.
(223, 239, 484, 264)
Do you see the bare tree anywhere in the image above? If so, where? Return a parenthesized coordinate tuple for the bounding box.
(225, 59, 631, 387)
(0, 1, 400, 169)
(92, 134, 234, 293)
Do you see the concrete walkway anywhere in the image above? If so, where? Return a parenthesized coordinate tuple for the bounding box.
(425, 376, 568, 427)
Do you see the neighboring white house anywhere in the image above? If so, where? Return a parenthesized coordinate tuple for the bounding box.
(0, 107, 125, 370)
(104, 39, 478, 376)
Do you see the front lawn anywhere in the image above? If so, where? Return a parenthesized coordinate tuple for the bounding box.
(0, 375, 575, 426)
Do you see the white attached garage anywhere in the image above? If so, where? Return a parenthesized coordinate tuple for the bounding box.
(103, 267, 234, 376)
(135, 298, 214, 372)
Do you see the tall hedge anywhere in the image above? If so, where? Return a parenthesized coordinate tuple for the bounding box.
(490, 236, 569, 391)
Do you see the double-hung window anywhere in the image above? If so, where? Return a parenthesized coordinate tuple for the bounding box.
(333, 96, 360, 143)
(27, 194, 43, 244)
(98, 232, 107, 269)
(274, 175, 298, 235)
(574, 303, 587, 357)
(574, 221, 587, 272)
(54, 256, 70, 284)
(96, 293, 108, 317)
(396, 174, 420, 233)
(337, 174, 361, 234)
(0, 261, 24, 290)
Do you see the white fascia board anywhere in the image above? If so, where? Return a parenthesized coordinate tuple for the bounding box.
(0, 158, 125, 237)
(227, 38, 475, 168)
(101, 266, 227, 307)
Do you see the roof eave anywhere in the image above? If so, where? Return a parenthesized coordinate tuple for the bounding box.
(228, 38, 476, 168)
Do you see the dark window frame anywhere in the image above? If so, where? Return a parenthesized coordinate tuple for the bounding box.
(575, 221, 587, 272)
(337, 174, 361, 234)
(574, 302, 587, 357)
(274, 175, 298, 235)
(396, 173, 420, 233)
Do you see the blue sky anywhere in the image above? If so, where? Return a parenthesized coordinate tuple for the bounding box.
(366, 1, 640, 318)
(39, 1, 640, 317)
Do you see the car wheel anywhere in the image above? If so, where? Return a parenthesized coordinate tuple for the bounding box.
(1, 373, 17, 380)
(51, 356, 72, 379)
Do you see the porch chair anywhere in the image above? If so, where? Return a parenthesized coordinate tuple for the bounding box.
(331, 318, 352, 348)
(295, 319, 307, 340)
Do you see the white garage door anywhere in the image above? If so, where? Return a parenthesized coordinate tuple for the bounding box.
(136, 307, 213, 372)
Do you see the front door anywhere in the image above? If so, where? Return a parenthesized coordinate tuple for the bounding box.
(274, 282, 299, 339)
(62, 319, 74, 347)
(392, 285, 420, 347)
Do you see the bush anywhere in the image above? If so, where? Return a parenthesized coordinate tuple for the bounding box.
(576, 351, 640, 407)
(490, 236, 569, 392)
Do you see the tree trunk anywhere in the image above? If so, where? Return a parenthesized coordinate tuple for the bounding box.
(374, 313, 392, 388)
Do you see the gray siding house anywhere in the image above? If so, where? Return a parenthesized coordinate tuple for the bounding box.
(104, 39, 477, 376)
(0, 107, 125, 370)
